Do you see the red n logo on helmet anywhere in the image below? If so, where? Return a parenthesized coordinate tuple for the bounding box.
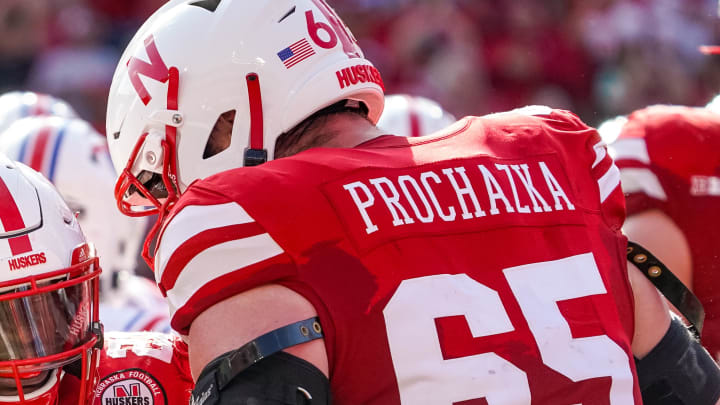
(127, 35, 170, 105)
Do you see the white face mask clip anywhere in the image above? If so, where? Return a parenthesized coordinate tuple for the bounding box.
(131, 130, 167, 176)
(149, 110, 184, 128)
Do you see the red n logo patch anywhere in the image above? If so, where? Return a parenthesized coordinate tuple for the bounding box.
(127, 35, 170, 105)
(114, 383, 141, 397)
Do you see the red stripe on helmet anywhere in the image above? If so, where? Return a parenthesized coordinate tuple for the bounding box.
(32, 94, 48, 116)
(139, 315, 167, 332)
(0, 177, 33, 256)
(29, 127, 53, 173)
(406, 96, 422, 137)
(7, 235, 32, 256)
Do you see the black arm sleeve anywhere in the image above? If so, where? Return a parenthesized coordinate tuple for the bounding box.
(635, 317, 720, 405)
(192, 351, 331, 405)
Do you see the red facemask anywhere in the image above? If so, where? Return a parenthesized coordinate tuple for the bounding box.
(113, 68, 181, 270)
(0, 245, 102, 405)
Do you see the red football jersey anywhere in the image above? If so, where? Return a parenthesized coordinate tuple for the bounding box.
(155, 107, 640, 404)
(58, 332, 193, 405)
(610, 104, 720, 359)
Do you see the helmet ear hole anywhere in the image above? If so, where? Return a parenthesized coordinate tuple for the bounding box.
(203, 110, 235, 159)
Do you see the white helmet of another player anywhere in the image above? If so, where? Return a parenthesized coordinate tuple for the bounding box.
(596, 115, 629, 145)
(0, 116, 147, 294)
(0, 91, 77, 135)
(377, 95, 456, 138)
(106, 0, 385, 221)
(706, 94, 720, 115)
(0, 154, 102, 405)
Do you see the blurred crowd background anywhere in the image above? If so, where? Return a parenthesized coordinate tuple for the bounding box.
(1, 0, 719, 131)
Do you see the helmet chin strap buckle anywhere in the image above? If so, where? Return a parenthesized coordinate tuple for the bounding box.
(62, 322, 105, 379)
(244, 148, 267, 167)
(131, 131, 166, 174)
(91, 321, 105, 350)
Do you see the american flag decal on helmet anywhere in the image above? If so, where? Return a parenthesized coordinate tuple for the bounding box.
(277, 39, 316, 69)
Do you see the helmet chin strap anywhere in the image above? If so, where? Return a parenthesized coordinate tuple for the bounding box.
(111, 66, 181, 269)
(244, 73, 267, 167)
(141, 66, 182, 269)
(131, 70, 263, 268)
(113, 64, 181, 221)
(161, 66, 181, 198)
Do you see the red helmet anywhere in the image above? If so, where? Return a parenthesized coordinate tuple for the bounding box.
(0, 153, 102, 404)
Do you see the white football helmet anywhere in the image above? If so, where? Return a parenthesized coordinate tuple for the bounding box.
(0, 92, 77, 136)
(596, 115, 629, 145)
(0, 153, 102, 404)
(706, 94, 720, 115)
(100, 274, 171, 333)
(377, 95, 456, 138)
(0, 116, 147, 296)
(106, 0, 385, 228)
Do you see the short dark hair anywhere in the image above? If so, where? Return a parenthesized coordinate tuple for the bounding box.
(274, 100, 369, 159)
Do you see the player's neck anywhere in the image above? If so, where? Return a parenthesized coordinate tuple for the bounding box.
(316, 113, 386, 149)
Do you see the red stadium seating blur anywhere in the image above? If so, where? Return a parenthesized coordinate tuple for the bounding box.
(0, 0, 718, 129)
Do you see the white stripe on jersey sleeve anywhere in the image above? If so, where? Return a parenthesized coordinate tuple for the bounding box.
(608, 138, 651, 164)
(484, 105, 554, 119)
(619, 168, 668, 201)
(155, 202, 255, 282)
(165, 233, 284, 313)
(592, 139, 621, 203)
(592, 140, 607, 169)
(598, 163, 621, 203)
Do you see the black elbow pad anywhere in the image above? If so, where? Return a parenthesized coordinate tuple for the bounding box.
(635, 318, 720, 404)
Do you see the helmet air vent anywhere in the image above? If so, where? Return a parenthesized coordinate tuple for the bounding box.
(203, 110, 235, 159)
(189, 0, 222, 12)
(278, 7, 297, 23)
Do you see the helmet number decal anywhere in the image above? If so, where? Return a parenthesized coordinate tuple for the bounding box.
(306, 0, 361, 58)
(305, 10, 337, 50)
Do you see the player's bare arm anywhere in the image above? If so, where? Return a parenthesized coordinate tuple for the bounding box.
(188, 285, 329, 381)
(627, 261, 672, 357)
(624, 210, 693, 288)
